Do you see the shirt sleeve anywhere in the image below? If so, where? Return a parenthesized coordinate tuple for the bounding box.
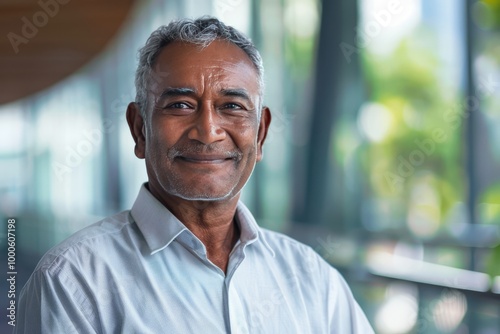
(326, 266, 375, 334)
(14, 263, 101, 334)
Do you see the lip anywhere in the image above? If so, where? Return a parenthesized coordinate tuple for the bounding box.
(177, 155, 235, 164)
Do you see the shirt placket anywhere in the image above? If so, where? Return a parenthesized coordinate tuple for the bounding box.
(223, 243, 250, 334)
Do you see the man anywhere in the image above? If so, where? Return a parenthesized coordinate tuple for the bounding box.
(16, 17, 374, 333)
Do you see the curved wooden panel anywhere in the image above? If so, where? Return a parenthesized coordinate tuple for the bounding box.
(0, 0, 136, 105)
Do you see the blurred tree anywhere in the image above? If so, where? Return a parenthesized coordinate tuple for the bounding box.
(359, 33, 465, 235)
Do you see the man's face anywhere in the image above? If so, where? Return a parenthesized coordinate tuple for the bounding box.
(128, 40, 270, 202)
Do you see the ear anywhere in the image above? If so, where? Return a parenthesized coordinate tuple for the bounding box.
(126, 102, 146, 159)
(256, 106, 272, 162)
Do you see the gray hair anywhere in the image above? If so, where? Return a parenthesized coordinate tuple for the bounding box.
(134, 16, 264, 116)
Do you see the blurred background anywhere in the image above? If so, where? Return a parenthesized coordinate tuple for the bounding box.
(1, 0, 500, 332)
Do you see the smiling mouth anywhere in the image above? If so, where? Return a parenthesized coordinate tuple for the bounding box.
(178, 155, 236, 164)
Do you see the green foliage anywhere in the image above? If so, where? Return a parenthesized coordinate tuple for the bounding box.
(479, 183, 500, 224)
(474, 0, 500, 29)
(359, 32, 465, 234)
(485, 244, 500, 277)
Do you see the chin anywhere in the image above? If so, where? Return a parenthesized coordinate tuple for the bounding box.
(156, 176, 244, 202)
(171, 187, 238, 202)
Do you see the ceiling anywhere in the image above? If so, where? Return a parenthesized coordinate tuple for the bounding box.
(0, 0, 136, 105)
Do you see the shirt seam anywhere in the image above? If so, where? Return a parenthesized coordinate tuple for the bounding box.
(51, 263, 103, 333)
(36, 216, 135, 274)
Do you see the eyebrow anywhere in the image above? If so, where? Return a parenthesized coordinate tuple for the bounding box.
(220, 88, 252, 103)
(159, 87, 197, 99)
(160, 87, 252, 101)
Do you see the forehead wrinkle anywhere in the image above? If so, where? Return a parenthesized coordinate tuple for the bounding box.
(199, 69, 229, 97)
(185, 61, 254, 75)
(152, 55, 259, 101)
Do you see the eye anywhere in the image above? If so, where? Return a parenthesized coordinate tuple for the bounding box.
(160, 101, 195, 115)
(221, 103, 243, 110)
(167, 102, 192, 109)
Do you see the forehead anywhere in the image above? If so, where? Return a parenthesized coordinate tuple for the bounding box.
(151, 40, 260, 92)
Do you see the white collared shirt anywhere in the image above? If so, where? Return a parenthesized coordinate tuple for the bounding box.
(15, 184, 374, 333)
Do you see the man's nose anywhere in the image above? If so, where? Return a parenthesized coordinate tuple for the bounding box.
(187, 103, 226, 144)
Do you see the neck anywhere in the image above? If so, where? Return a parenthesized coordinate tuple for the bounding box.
(148, 184, 241, 273)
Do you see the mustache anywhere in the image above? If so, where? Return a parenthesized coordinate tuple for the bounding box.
(167, 143, 243, 160)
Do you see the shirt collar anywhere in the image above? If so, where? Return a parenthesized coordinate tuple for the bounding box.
(131, 184, 187, 255)
(235, 201, 275, 257)
(131, 183, 275, 257)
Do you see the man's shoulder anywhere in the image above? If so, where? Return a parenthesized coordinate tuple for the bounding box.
(34, 210, 137, 274)
(258, 228, 327, 266)
(259, 227, 313, 252)
(257, 228, 345, 284)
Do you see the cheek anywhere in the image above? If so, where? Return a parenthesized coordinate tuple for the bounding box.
(147, 120, 181, 150)
(144, 134, 170, 167)
(229, 121, 259, 145)
(239, 140, 259, 166)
